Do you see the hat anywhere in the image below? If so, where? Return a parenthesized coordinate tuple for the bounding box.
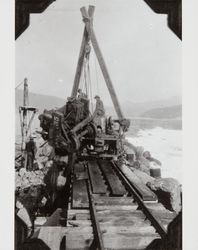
(67, 97, 75, 101)
(29, 136, 35, 141)
(94, 95, 100, 99)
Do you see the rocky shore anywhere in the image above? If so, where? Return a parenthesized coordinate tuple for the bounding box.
(123, 139, 182, 214)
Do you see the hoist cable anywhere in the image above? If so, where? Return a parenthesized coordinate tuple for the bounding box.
(87, 62, 94, 113)
(84, 58, 89, 96)
(15, 81, 24, 89)
(94, 53, 100, 96)
(82, 59, 86, 94)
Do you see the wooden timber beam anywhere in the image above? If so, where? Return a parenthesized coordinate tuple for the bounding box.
(144, 0, 182, 39)
(80, 6, 124, 120)
(21, 78, 28, 151)
(19, 78, 38, 151)
(71, 6, 95, 98)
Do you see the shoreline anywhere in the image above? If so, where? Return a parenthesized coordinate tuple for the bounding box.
(126, 127, 182, 184)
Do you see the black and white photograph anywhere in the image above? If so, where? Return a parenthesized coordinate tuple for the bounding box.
(3, 0, 193, 249)
(14, 1, 183, 249)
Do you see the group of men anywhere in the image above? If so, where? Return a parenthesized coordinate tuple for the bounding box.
(77, 89, 105, 115)
(77, 88, 106, 129)
(77, 88, 121, 136)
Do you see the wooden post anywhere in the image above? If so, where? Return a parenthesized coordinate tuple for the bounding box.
(71, 29, 89, 98)
(21, 78, 29, 152)
(18, 78, 38, 169)
(80, 6, 124, 120)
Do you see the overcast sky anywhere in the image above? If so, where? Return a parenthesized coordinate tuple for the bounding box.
(16, 0, 181, 106)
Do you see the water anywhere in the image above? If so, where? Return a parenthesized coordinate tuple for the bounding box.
(126, 127, 182, 184)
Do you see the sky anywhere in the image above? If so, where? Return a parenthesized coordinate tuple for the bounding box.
(16, 0, 181, 106)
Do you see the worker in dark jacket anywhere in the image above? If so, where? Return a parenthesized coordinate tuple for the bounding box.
(93, 95, 105, 128)
(94, 95, 105, 116)
(26, 137, 36, 171)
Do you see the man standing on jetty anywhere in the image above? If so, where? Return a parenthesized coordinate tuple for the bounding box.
(26, 136, 36, 171)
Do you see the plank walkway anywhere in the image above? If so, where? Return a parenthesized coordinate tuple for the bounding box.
(88, 161, 107, 194)
(66, 209, 93, 250)
(30, 160, 178, 250)
(66, 196, 160, 250)
(99, 160, 127, 196)
(72, 179, 89, 209)
(72, 162, 89, 208)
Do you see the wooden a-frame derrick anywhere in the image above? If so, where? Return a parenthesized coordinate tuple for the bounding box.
(71, 5, 125, 121)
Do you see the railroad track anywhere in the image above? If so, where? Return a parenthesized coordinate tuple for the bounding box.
(65, 159, 177, 250)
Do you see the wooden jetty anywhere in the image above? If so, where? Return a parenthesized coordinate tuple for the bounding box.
(16, 6, 182, 250)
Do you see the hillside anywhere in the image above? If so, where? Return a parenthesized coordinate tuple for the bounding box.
(121, 96, 182, 117)
(15, 89, 182, 118)
(15, 89, 66, 113)
(141, 105, 182, 119)
(105, 96, 182, 117)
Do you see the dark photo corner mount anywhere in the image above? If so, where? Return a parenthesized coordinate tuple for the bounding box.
(15, 0, 182, 40)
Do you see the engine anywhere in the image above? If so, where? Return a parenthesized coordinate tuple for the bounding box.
(38, 96, 127, 159)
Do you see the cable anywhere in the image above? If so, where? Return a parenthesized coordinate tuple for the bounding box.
(94, 53, 100, 96)
(15, 81, 24, 89)
(84, 58, 89, 96)
(87, 62, 94, 113)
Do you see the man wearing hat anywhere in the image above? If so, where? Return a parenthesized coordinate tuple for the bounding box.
(94, 95, 105, 116)
(77, 88, 87, 99)
(94, 95, 105, 128)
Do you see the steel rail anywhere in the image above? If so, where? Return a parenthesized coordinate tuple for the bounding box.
(87, 180, 105, 250)
(111, 161, 167, 239)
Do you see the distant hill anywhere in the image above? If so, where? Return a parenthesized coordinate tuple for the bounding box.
(106, 96, 182, 117)
(141, 105, 182, 119)
(15, 89, 66, 113)
(122, 96, 182, 117)
(15, 89, 182, 118)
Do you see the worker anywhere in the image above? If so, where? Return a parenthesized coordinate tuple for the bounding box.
(77, 88, 87, 99)
(93, 95, 105, 128)
(94, 95, 105, 116)
(67, 96, 75, 102)
(26, 136, 36, 171)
